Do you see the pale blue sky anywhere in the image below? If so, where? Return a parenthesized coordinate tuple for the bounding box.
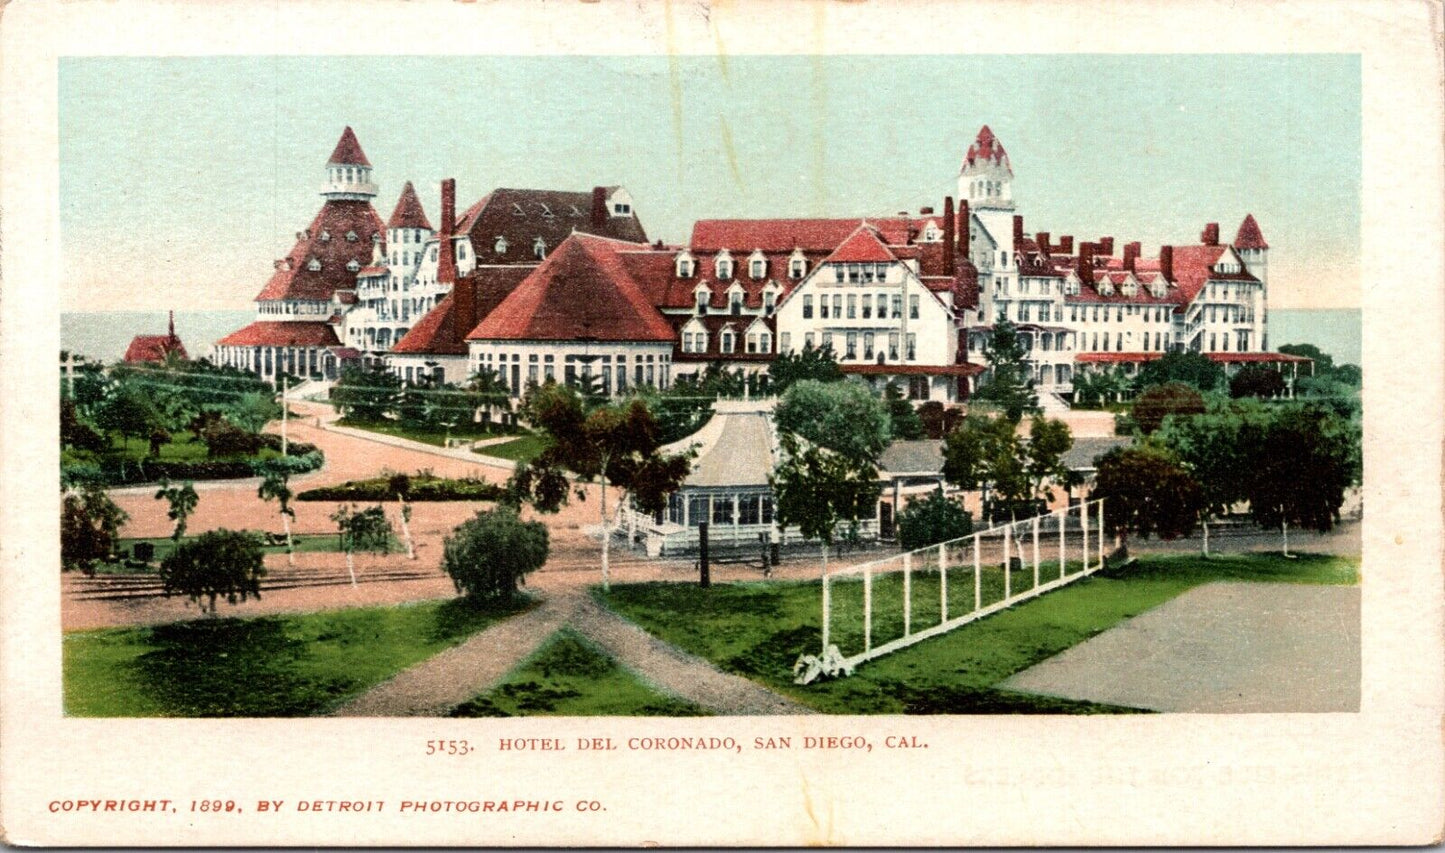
(60, 54, 1359, 311)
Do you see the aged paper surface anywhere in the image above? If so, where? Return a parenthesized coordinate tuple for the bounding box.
(2, 0, 1442, 846)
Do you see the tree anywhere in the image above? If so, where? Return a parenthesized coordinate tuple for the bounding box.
(1230, 365, 1287, 399)
(896, 487, 973, 551)
(773, 380, 892, 462)
(771, 432, 882, 620)
(1277, 343, 1334, 377)
(916, 401, 965, 440)
(331, 364, 402, 422)
(158, 529, 265, 615)
(61, 483, 130, 575)
(768, 342, 844, 394)
(972, 318, 1040, 423)
(225, 392, 282, 434)
(1132, 381, 1206, 434)
(1072, 366, 1132, 408)
(441, 506, 549, 604)
(1154, 400, 1261, 556)
(387, 473, 417, 560)
(60, 398, 107, 452)
(1091, 445, 1205, 548)
(1022, 416, 1079, 507)
(72, 362, 110, 416)
(1242, 404, 1360, 556)
(256, 463, 296, 566)
(153, 479, 199, 541)
(93, 384, 160, 451)
(941, 412, 1023, 504)
(466, 367, 510, 427)
(1134, 351, 1225, 393)
(883, 382, 925, 441)
(510, 384, 691, 591)
(329, 504, 394, 586)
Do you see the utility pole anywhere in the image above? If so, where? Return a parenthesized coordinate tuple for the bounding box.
(281, 371, 289, 456)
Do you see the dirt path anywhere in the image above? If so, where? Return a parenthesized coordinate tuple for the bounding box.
(330, 594, 575, 717)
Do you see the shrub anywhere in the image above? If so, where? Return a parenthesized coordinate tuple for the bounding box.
(441, 506, 549, 604)
(297, 474, 504, 502)
(896, 488, 973, 551)
(202, 420, 266, 457)
(1230, 365, 1287, 399)
(61, 484, 130, 574)
(1132, 381, 1205, 435)
(159, 529, 266, 614)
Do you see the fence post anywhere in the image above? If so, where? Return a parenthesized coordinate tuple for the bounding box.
(863, 564, 872, 653)
(1033, 515, 1041, 589)
(903, 552, 912, 637)
(1081, 501, 1089, 576)
(1097, 499, 1106, 571)
(821, 571, 831, 652)
(1003, 524, 1012, 600)
(1059, 506, 1067, 579)
(973, 533, 982, 611)
(939, 542, 948, 624)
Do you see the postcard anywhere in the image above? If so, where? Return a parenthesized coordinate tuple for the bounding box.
(1, 0, 1442, 846)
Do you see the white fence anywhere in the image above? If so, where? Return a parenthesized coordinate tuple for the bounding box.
(795, 499, 1107, 683)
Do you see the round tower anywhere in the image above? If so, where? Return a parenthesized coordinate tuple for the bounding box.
(321, 126, 378, 201)
(958, 125, 1015, 212)
(1233, 213, 1269, 285)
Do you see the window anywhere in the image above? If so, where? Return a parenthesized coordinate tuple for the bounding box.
(906, 333, 917, 360)
(907, 376, 929, 400)
(715, 254, 734, 280)
(888, 333, 900, 360)
(533, 237, 546, 259)
(861, 296, 872, 319)
(320, 231, 331, 242)
(1018, 303, 1031, 322)
(790, 256, 807, 279)
(730, 292, 743, 315)
(346, 230, 358, 242)
(891, 295, 903, 318)
(845, 332, 858, 360)
(676, 253, 694, 277)
(750, 258, 766, 279)
(877, 294, 888, 318)
(863, 332, 875, 360)
(512, 203, 525, 216)
(738, 495, 760, 525)
(763, 291, 776, 315)
(802, 295, 813, 319)
(1103, 332, 1110, 350)
(712, 496, 734, 524)
(696, 290, 709, 315)
(833, 295, 843, 318)
(746, 334, 758, 354)
(821, 332, 833, 352)
(804, 332, 815, 350)
(307, 258, 321, 271)
(780, 332, 791, 353)
(909, 295, 919, 319)
(847, 295, 857, 319)
(834, 266, 845, 284)
(614, 203, 630, 215)
(495, 236, 508, 254)
(759, 332, 771, 353)
(721, 331, 735, 353)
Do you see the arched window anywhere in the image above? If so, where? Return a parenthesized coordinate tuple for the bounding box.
(494, 236, 508, 254)
(307, 258, 322, 271)
(715, 252, 734, 280)
(676, 252, 694, 278)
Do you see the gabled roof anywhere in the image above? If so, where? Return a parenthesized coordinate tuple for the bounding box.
(387, 181, 432, 231)
(823, 225, 897, 264)
(254, 200, 384, 302)
(124, 334, 187, 363)
(326, 126, 371, 167)
(216, 321, 340, 348)
(457, 188, 648, 266)
(1233, 214, 1268, 250)
(391, 266, 533, 355)
(690, 217, 919, 252)
(468, 233, 674, 343)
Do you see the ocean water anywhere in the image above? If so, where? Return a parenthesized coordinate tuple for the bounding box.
(61, 310, 254, 362)
(59, 307, 1362, 366)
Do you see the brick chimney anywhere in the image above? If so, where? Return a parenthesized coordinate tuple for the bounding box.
(1059, 235, 1073, 254)
(1123, 241, 1141, 273)
(1098, 236, 1114, 257)
(1160, 245, 1174, 282)
(942, 196, 956, 277)
(1013, 215, 1024, 246)
(958, 200, 970, 241)
(1035, 232, 1051, 253)
(591, 187, 608, 229)
(436, 179, 458, 286)
(1201, 222, 1219, 245)
(920, 206, 934, 215)
(1077, 241, 1095, 278)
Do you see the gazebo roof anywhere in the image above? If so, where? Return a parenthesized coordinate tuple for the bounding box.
(661, 399, 780, 489)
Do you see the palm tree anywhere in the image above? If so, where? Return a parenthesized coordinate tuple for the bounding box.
(257, 467, 296, 566)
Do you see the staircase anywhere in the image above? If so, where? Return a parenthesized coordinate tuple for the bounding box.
(1038, 390, 1072, 414)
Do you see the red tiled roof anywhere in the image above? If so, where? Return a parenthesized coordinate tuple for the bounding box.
(254, 200, 384, 302)
(387, 181, 432, 231)
(669, 315, 777, 361)
(326, 126, 371, 167)
(1208, 352, 1310, 363)
(468, 234, 675, 343)
(843, 363, 986, 377)
(124, 334, 187, 363)
(691, 217, 929, 253)
(823, 225, 897, 264)
(963, 125, 1010, 173)
(393, 266, 534, 355)
(458, 188, 648, 266)
(1075, 352, 1165, 364)
(1233, 214, 1268, 250)
(216, 321, 341, 348)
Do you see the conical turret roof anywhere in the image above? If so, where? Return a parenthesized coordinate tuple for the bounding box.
(1233, 214, 1268, 250)
(963, 125, 1010, 172)
(387, 181, 432, 230)
(326, 126, 371, 167)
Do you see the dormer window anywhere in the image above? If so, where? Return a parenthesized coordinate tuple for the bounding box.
(346, 230, 358, 242)
(695, 289, 709, 316)
(458, 243, 469, 261)
(533, 237, 546, 260)
(307, 258, 322, 272)
(512, 203, 525, 216)
(763, 290, 777, 316)
(922, 224, 940, 242)
(720, 329, 736, 354)
(1064, 276, 1080, 296)
(372, 233, 382, 244)
(675, 251, 695, 278)
(1098, 280, 1114, 296)
(730, 291, 744, 315)
(747, 250, 768, 280)
(320, 231, 331, 242)
(613, 203, 631, 215)
(539, 204, 554, 219)
(789, 252, 807, 280)
(494, 236, 508, 254)
(715, 251, 734, 280)
(430, 247, 438, 262)
(1122, 280, 1138, 297)
(346, 259, 361, 272)
(569, 205, 583, 217)
(1151, 281, 1168, 299)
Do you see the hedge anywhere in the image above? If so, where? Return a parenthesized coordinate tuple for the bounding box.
(297, 475, 506, 503)
(61, 444, 324, 487)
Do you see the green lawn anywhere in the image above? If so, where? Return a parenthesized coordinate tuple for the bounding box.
(596, 552, 1359, 715)
(64, 597, 530, 717)
(336, 417, 507, 448)
(449, 629, 708, 718)
(472, 434, 547, 464)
